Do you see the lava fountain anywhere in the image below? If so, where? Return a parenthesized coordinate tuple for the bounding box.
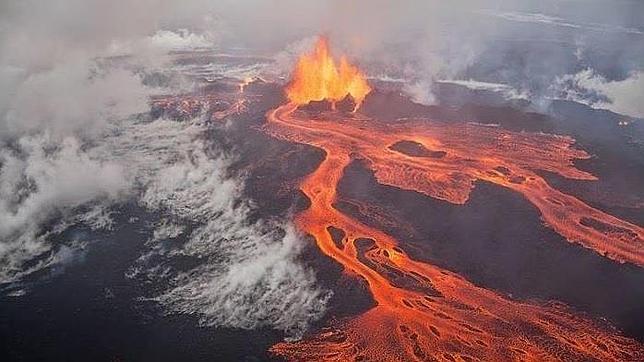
(285, 36, 371, 111)
(264, 37, 644, 360)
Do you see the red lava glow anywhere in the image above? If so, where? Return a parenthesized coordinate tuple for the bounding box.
(264, 104, 644, 361)
(261, 40, 644, 360)
(285, 37, 371, 110)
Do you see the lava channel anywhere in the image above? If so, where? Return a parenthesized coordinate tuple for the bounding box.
(262, 37, 643, 361)
(263, 103, 643, 361)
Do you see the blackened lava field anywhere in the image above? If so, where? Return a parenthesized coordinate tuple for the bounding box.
(2, 63, 643, 361)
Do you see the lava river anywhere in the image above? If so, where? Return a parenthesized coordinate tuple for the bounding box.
(263, 102, 644, 361)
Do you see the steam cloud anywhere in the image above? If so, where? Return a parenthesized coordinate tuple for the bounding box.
(103, 117, 331, 338)
(0, 0, 331, 334)
(553, 69, 644, 118)
(138, 143, 330, 337)
(0, 0, 642, 335)
(210, 0, 643, 116)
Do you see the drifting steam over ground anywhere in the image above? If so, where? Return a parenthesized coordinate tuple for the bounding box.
(1, 1, 643, 361)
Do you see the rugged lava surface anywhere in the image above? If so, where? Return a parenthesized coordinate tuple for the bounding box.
(265, 102, 644, 361)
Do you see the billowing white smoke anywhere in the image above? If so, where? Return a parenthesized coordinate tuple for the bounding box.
(0, 65, 150, 138)
(1, 0, 640, 337)
(1, 89, 331, 335)
(0, 0, 330, 336)
(141, 143, 330, 336)
(148, 29, 215, 51)
(553, 69, 644, 118)
(0, 134, 129, 282)
(0, 62, 149, 283)
(101, 116, 331, 338)
(0, 0, 211, 283)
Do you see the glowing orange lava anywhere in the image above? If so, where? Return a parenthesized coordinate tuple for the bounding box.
(285, 37, 371, 110)
(263, 39, 643, 360)
(264, 103, 644, 361)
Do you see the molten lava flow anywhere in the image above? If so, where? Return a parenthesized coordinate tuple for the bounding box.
(262, 102, 644, 360)
(285, 37, 371, 110)
(262, 36, 643, 361)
